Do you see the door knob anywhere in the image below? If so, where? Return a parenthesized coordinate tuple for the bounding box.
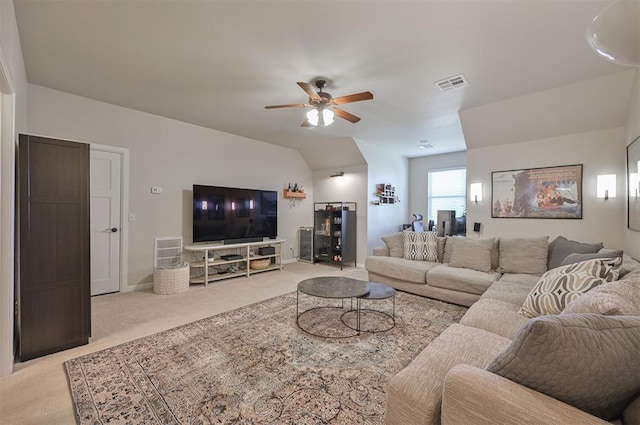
(109, 227, 118, 233)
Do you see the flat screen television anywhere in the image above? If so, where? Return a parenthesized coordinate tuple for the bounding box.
(192, 184, 277, 243)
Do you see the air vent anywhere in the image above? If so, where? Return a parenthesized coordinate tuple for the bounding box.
(435, 74, 468, 92)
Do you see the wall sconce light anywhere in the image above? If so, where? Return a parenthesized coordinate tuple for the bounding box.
(469, 183, 483, 203)
(330, 171, 345, 178)
(596, 174, 616, 200)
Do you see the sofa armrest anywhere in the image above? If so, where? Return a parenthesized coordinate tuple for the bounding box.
(442, 365, 609, 425)
(373, 246, 389, 256)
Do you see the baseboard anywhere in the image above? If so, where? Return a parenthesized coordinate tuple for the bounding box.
(123, 282, 153, 292)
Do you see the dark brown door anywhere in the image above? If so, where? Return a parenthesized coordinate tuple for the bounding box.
(18, 134, 90, 361)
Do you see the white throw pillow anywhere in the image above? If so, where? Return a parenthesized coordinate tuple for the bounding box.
(520, 257, 622, 318)
(402, 230, 437, 261)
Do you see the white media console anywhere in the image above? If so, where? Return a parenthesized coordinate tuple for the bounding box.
(183, 239, 284, 286)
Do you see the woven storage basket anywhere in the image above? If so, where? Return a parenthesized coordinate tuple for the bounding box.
(250, 258, 271, 270)
(153, 262, 189, 295)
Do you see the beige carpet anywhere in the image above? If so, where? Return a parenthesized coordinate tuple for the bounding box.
(0, 262, 367, 424)
(64, 291, 465, 424)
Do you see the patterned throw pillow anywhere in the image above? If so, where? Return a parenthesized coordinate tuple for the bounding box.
(402, 230, 437, 261)
(520, 257, 622, 318)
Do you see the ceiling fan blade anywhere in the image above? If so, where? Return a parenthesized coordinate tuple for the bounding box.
(334, 108, 361, 123)
(332, 91, 374, 105)
(301, 119, 314, 128)
(297, 82, 321, 101)
(264, 103, 308, 109)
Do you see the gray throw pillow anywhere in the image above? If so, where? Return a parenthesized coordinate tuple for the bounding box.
(448, 237, 494, 273)
(547, 236, 603, 270)
(560, 250, 623, 267)
(487, 314, 640, 420)
(498, 236, 548, 274)
(382, 233, 404, 258)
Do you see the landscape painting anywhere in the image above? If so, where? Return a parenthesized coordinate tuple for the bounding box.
(492, 164, 583, 219)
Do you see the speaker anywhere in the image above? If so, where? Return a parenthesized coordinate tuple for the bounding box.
(473, 222, 481, 232)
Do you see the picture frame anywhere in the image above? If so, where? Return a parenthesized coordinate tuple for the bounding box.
(491, 164, 583, 219)
(627, 136, 640, 231)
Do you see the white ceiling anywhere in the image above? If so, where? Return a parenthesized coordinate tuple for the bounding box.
(13, 0, 631, 170)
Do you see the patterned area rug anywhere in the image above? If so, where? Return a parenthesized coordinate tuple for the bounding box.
(65, 291, 466, 424)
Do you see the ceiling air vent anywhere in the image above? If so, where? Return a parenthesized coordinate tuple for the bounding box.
(435, 74, 468, 92)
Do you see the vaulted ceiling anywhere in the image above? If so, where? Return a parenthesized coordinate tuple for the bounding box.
(14, 0, 632, 170)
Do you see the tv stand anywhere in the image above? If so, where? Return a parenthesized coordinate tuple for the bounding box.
(184, 239, 284, 286)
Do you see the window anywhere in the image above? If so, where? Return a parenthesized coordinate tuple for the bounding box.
(427, 167, 466, 222)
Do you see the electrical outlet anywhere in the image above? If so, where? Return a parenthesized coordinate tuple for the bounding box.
(151, 187, 162, 194)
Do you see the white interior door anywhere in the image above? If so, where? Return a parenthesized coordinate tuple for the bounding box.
(90, 149, 121, 296)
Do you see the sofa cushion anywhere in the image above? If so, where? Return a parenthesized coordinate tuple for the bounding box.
(449, 237, 493, 273)
(562, 274, 640, 316)
(624, 393, 640, 425)
(403, 230, 438, 261)
(498, 236, 548, 275)
(460, 299, 529, 339)
(497, 273, 541, 288)
(520, 257, 622, 318)
(382, 232, 404, 258)
(436, 236, 446, 263)
(547, 236, 603, 270)
(364, 255, 438, 284)
(427, 264, 499, 295)
(560, 250, 623, 267)
(385, 323, 510, 425)
(443, 237, 499, 269)
(480, 280, 534, 306)
(487, 314, 640, 421)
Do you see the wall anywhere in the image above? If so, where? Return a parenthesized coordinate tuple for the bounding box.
(0, 0, 28, 377)
(27, 84, 313, 288)
(354, 139, 408, 255)
(625, 69, 640, 259)
(313, 164, 368, 266)
(466, 127, 626, 248)
(408, 151, 467, 222)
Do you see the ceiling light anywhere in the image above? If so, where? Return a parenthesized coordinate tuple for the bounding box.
(586, 0, 640, 67)
(306, 108, 335, 127)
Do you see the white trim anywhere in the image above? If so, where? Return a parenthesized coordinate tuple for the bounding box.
(90, 143, 130, 293)
(0, 46, 16, 376)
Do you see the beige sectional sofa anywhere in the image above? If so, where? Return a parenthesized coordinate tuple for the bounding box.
(365, 233, 640, 425)
(365, 234, 501, 306)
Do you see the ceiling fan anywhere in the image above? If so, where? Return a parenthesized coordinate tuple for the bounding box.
(265, 80, 373, 127)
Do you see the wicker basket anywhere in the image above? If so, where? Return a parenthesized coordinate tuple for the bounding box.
(153, 262, 189, 295)
(250, 258, 271, 270)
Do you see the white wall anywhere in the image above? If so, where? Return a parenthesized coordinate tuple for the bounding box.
(409, 151, 467, 222)
(625, 69, 640, 259)
(27, 84, 313, 288)
(355, 139, 408, 255)
(313, 164, 368, 266)
(0, 0, 28, 377)
(466, 127, 627, 248)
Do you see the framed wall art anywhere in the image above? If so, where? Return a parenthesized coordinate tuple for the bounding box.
(492, 164, 583, 219)
(628, 136, 640, 231)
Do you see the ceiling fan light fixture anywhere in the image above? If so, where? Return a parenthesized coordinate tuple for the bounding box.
(305, 107, 335, 127)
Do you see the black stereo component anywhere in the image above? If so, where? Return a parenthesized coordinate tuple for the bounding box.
(220, 254, 243, 261)
(258, 246, 275, 256)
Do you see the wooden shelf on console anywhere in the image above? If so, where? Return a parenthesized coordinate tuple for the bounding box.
(283, 189, 307, 199)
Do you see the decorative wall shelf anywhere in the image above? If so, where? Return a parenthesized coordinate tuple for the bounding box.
(283, 189, 307, 199)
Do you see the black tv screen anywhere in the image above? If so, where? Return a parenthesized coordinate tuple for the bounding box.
(192, 185, 278, 243)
